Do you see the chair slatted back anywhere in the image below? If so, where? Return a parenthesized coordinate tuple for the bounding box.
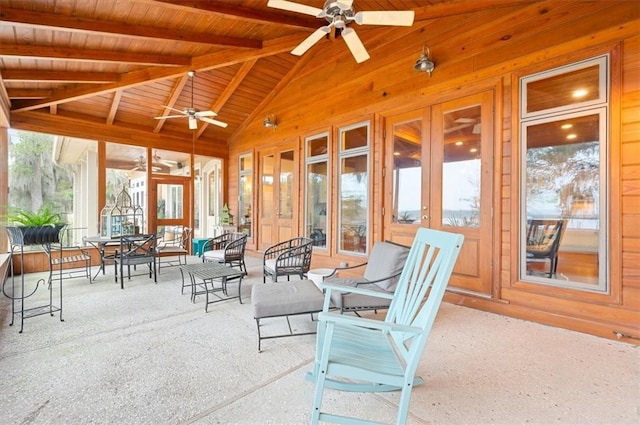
(385, 228, 464, 367)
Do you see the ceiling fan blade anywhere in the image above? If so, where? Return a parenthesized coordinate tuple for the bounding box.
(189, 116, 198, 130)
(267, 0, 323, 17)
(341, 28, 370, 63)
(337, 0, 354, 10)
(200, 116, 228, 128)
(292, 25, 331, 56)
(354, 10, 415, 26)
(195, 110, 217, 118)
(154, 114, 185, 120)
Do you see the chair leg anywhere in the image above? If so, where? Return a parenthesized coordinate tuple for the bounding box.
(311, 323, 335, 424)
(396, 381, 414, 425)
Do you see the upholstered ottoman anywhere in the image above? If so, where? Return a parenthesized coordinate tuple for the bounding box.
(251, 279, 325, 351)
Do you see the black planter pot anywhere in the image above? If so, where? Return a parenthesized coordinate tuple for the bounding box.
(5, 225, 65, 246)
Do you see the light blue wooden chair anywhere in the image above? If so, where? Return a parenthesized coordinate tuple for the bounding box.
(309, 228, 464, 425)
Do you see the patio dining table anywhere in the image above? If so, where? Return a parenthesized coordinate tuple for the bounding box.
(83, 235, 122, 280)
(179, 263, 245, 312)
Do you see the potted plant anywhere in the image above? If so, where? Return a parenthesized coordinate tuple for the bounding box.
(397, 211, 414, 224)
(2, 206, 66, 246)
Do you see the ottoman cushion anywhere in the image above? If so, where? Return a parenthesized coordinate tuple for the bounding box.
(252, 280, 324, 318)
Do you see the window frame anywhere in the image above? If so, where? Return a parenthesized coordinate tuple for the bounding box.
(518, 55, 609, 293)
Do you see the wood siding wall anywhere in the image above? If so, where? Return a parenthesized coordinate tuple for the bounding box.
(229, 3, 640, 342)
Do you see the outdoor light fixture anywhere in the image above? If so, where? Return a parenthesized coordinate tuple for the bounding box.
(263, 114, 277, 129)
(414, 46, 435, 76)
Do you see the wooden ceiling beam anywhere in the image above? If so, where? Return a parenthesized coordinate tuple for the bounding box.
(146, 0, 319, 30)
(0, 44, 190, 66)
(1, 70, 121, 83)
(11, 34, 301, 113)
(0, 75, 9, 128)
(6, 89, 52, 99)
(10, 110, 229, 158)
(153, 74, 190, 133)
(195, 59, 258, 139)
(0, 7, 262, 49)
(106, 90, 123, 125)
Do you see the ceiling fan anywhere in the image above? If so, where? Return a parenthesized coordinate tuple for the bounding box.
(154, 70, 228, 130)
(267, 0, 414, 63)
(130, 154, 176, 172)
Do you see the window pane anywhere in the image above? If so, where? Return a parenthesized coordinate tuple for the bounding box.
(442, 105, 481, 227)
(392, 119, 422, 224)
(261, 154, 274, 219)
(279, 150, 294, 219)
(339, 154, 368, 253)
(238, 154, 253, 237)
(307, 134, 328, 157)
(157, 183, 184, 219)
(341, 125, 368, 150)
(523, 112, 603, 289)
(240, 155, 252, 172)
(306, 161, 328, 248)
(527, 65, 600, 113)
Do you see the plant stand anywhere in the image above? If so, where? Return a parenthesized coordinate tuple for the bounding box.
(2, 226, 65, 333)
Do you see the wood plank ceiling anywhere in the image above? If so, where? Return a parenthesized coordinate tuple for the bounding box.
(0, 0, 542, 166)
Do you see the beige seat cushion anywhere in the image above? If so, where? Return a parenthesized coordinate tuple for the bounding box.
(252, 280, 324, 319)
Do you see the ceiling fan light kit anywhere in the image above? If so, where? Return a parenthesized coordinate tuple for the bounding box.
(414, 46, 435, 76)
(268, 0, 414, 64)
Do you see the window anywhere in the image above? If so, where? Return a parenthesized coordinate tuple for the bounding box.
(305, 132, 329, 249)
(338, 121, 369, 255)
(238, 153, 253, 237)
(392, 118, 421, 224)
(520, 55, 608, 292)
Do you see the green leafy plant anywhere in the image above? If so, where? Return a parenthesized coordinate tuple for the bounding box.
(2, 206, 64, 227)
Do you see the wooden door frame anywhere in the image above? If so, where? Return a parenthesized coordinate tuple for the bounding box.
(148, 175, 192, 237)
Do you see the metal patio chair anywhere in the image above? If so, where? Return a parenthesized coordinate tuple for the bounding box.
(262, 237, 313, 283)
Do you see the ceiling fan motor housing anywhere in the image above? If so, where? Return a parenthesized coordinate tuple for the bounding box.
(323, 1, 355, 26)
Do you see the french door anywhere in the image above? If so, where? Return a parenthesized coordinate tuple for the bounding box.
(384, 91, 494, 295)
(149, 176, 192, 245)
(257, 142, 299, 251)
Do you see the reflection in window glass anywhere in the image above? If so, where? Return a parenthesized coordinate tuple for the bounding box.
(279, 151, 294, 219)
(238, 153, 253, 237)
(442, 105, 481, 227)
(305, 133, 329, 249)
(261, 154, 274, 219)
(524, 113, 602, 287)
(338, 122, 369, 254)
(392, 120, 421, 224)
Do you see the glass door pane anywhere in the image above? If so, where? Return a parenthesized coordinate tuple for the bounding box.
(392, 118, 422, 225)
(278, 150, 294, 219)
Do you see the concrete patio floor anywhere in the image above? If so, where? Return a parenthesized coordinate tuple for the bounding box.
(0, 255, 638, 425)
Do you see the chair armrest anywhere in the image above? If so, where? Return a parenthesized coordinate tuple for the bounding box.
(354, 270, 403, 287)
(317, 311, 422, 335)
(320, 282, 395, 300)
(329, 262, 367, 276)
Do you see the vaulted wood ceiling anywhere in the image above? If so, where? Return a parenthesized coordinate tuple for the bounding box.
(0, 0, 541, 153)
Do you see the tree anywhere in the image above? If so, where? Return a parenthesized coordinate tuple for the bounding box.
(8, 131, 74, 216)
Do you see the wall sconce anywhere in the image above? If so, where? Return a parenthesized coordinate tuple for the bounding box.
(414, 46, 435, 76)
(263, 114, 277, 129)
